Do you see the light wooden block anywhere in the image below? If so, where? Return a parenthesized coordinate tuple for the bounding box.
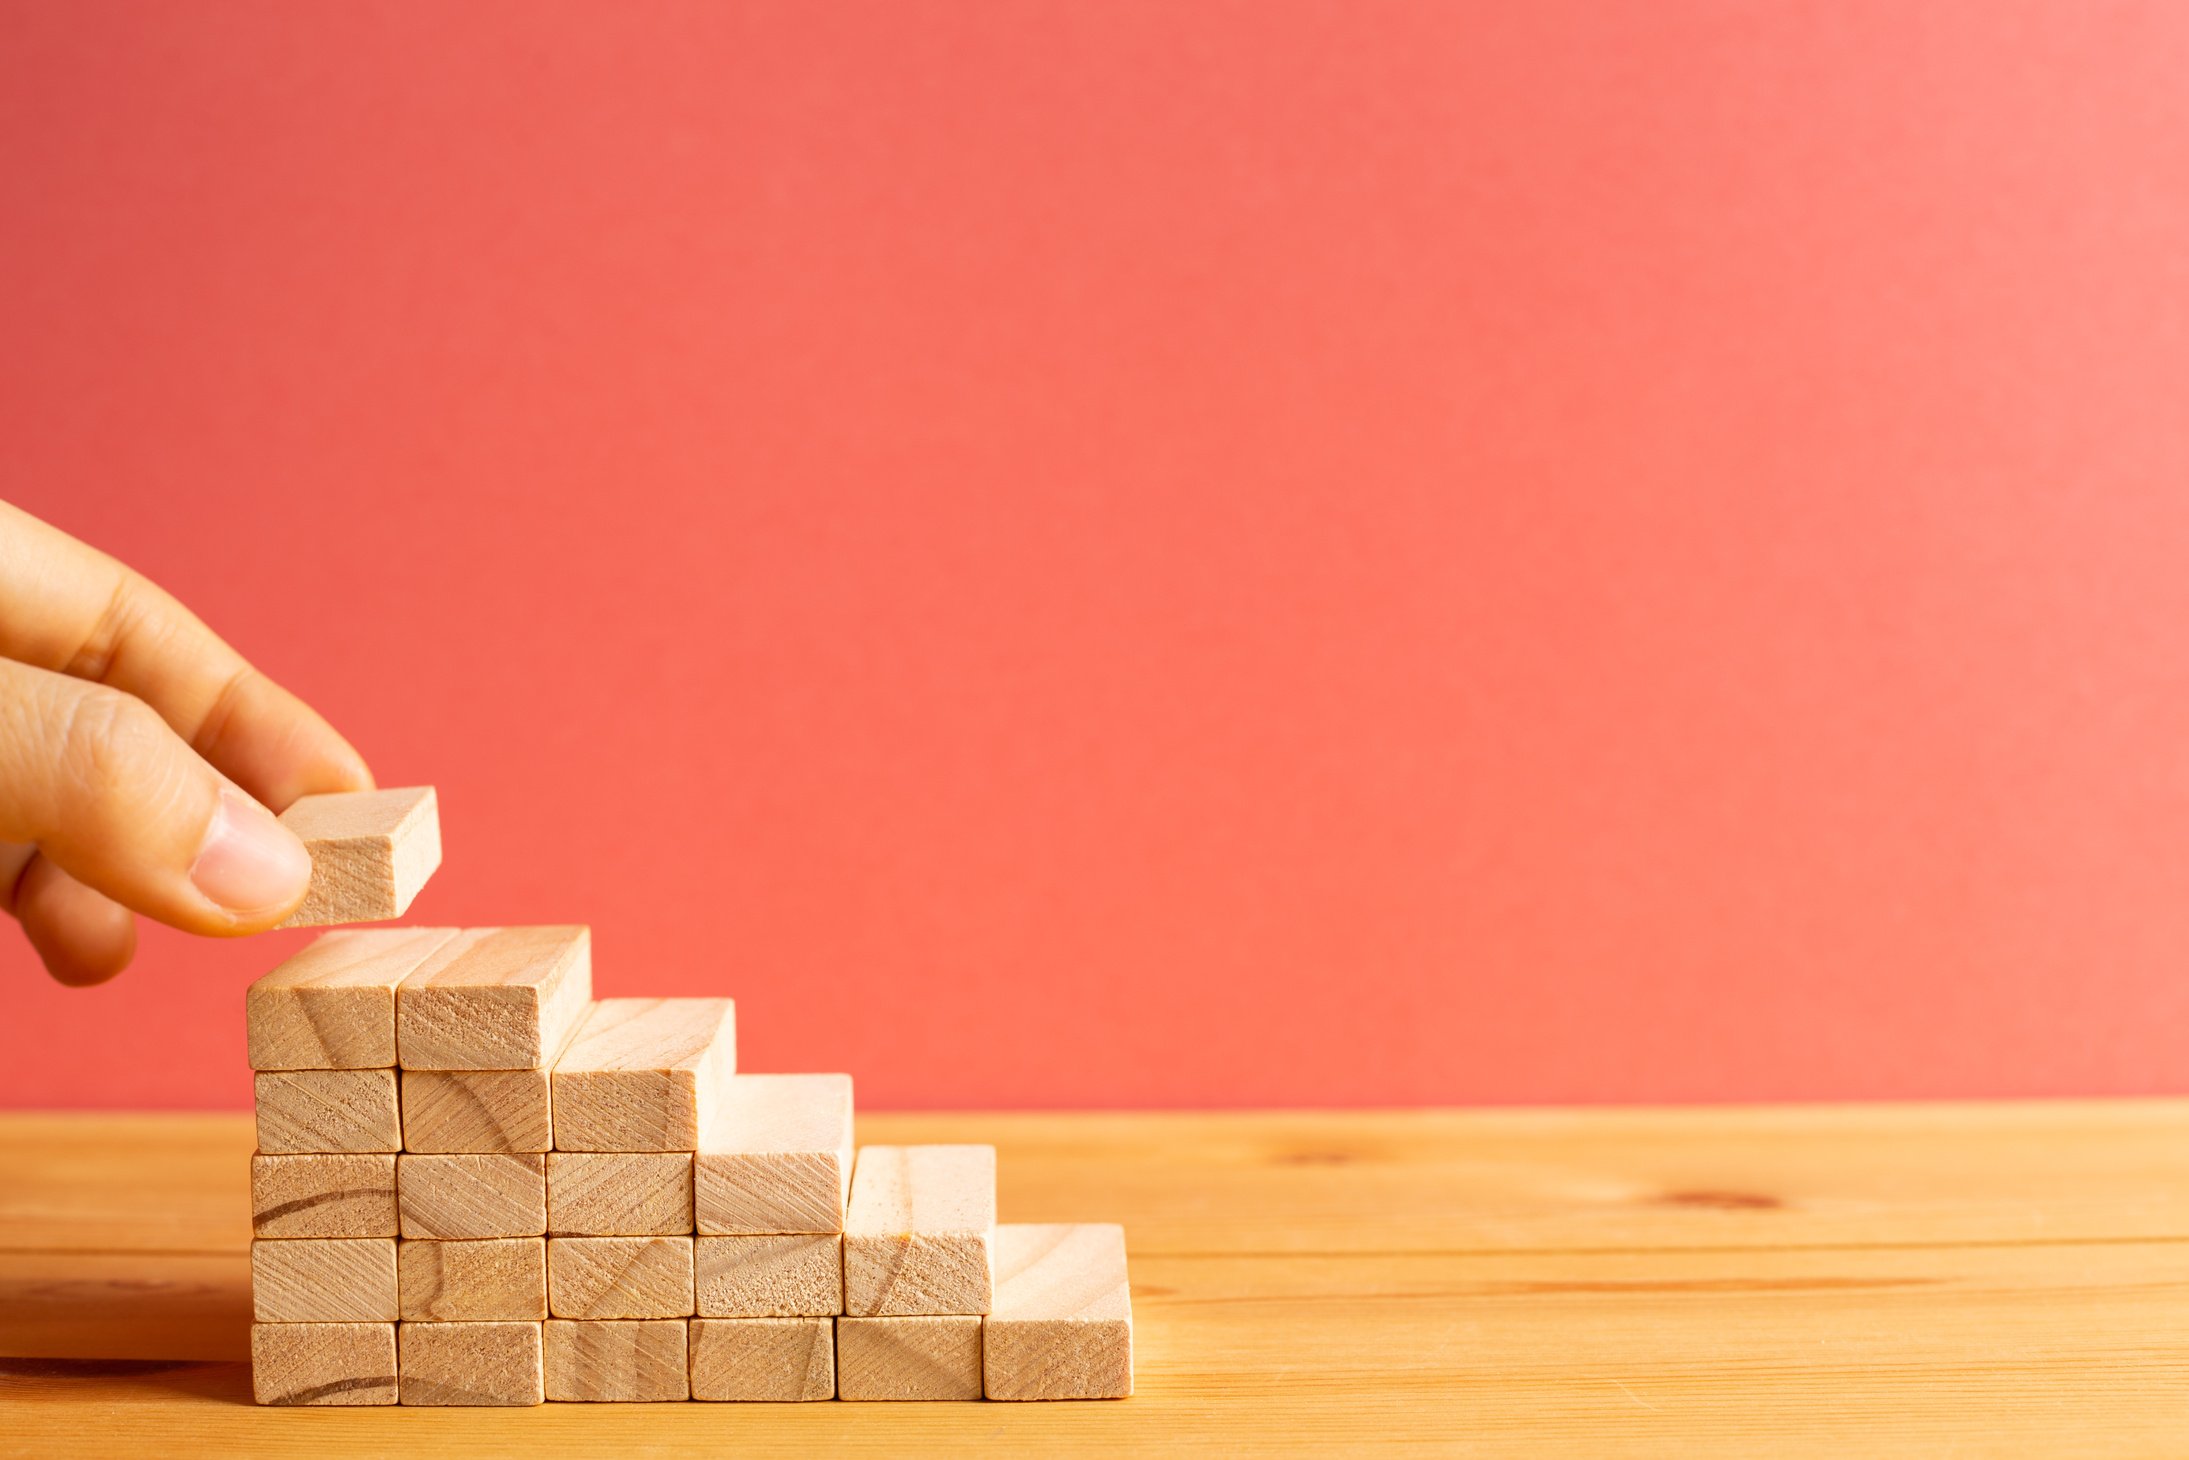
(247, 926, 458, 1070)
(842, 1144, 996, 1316)
(546, 1152, 693, 1236)
(549, 998, 736, 1152)
(694, 1235, 843, 1317)
(547, 1237, 694, 1319)
(251, 1153, 398, 1238)
(690, 1317, 835, 1401)
(983, 1223, 1134, 1400)
(254, 1069, 400, 1154)
(836, 1316, 982, 1401)
(397, 1154, 547, 1239)
(400, 1069, 552, 1154)
(278, 786, 442, 928)
(398, 1238, 547, 1321)
(250, 1320, 397, 1405)
(694, 1073, 853, 1234)
(542, 1318, 689, 1402)
(396, 925, 593, 1071)
(252, 1238, 398, 1322)
(397, 1320, 543, 1406)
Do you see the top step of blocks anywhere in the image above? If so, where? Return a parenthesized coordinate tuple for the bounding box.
(248, 927, 461, 1070)
(397, 927, 594, 1071)
(277, 787, 442, 928)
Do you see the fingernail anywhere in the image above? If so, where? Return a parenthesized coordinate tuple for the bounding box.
(190, 789, 313, 916)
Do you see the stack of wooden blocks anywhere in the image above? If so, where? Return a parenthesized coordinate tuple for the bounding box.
(244, 788, 1133, 1406)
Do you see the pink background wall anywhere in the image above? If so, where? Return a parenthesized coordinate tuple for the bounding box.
(5, 2, 2188, 1111)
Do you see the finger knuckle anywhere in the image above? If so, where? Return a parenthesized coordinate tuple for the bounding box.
(55, 687, 168, 807)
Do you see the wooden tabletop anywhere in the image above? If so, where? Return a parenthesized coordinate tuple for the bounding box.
(2, 1103, 2186, 1455)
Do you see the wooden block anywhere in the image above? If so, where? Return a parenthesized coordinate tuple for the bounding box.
(694, 1073, 853, 1234)
(278, 786, 442, 928)
(549, 998, 736, 1152)
(247, 927, 459, 1070)
(546, 1152, 693, 1236)
(400, 1069, 552, 1154)
(542, 1318, 689, 1401)
(252, 1153, 398, 1238)
(396, 926, 593, 1071)
(835, 1316, 982, 1401)
(252, 1238, 398, 1322)
(397, 1154, 546, 1239)
(254, 1069, 400, 1154)
(547, 1237, 694, 1319)
(842, 1145, 996, 1316)
(983, 1223, 1134, 1400)
(250, 1320, 397, 1405)
(690, 1317, 835, 1401)
(397, 1320, 543, 1406)
(694, 1235, 843, 1317)
(398, 1238, 547, 1321)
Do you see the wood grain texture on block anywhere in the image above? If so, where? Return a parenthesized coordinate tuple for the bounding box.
(695, 1235, 843, 1318)
(695, 1073, 853, 1234)
(247, 927, 459, 1070)
(398, 1238, 547, 1321)
(250, 1321, 397, 1405)
(689, 1318, 835, 1401)
(542, 1318, 689, 1402)
(396, 926, 592, 1071)
(398, 1154, 547, 1239)
(252, 1153, 398, 1238)
(836, 1316, 983, 1401)
(400, 1070, 552, 1154)
(842, 1144, 996, 1316)
(252, 1238, 398, 1323)
(278, 786, 442, 928)
(983, 1223, 1133, 1400)
(397, 1320, 543, 1406)
(549, 998, 735, 1152)
(547, 1237, 694, 1319)
(546, 1152, 693, 1236)
(254, 1069, 400, 1154)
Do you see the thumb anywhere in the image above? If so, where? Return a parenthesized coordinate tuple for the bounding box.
(0, 659, 313, 933)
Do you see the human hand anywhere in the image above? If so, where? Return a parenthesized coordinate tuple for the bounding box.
(0, 500, 372, 985)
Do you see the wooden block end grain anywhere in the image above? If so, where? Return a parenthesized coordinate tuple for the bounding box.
(842, 1144, 996, 1316)
(546, 1152, 693, 1236)
(278, 786, 442, 928)
(695, 1235, 843, 1317)
(247, 926, 459, 1070)
(396, 925, 592, 1071)
(695, 1073, 853, 1235)
(690, 1318, 835, 1401)
(542, 1319, 689, 1402)
(251, 1238, 398, 1323)
(397, 1320, 543, 1406)
(254, 1069, 400, 1154)
(251, 1153, 398, 1239)
(836, 1316, 983, 1401)
(547, 1237, 694, 1319)
(549, 998, 735, 1153)
(398, 1238, 548, 1322)
(400, 1069, 552, 1154)
(983, 1223, 1133, 1400)
(251, 1321, 397, 1406)
(398, 1154, 547, 1239)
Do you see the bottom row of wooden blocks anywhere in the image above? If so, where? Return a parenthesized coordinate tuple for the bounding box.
(252, 1310, 1128, 1404)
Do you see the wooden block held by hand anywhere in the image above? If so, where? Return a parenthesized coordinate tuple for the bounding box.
(694, 1235, 842, 1317)
(398, 1154, 547, 1239)
(254, 1069, 400, 1154)
(248, 927, 458, 1070)
(252, 1238, 398, 1323)
(396, 926, 592, 1071)
(398, 1238, 547, 1321)
(251, 1153, 398, 1238)
(695, 1074, 852, 1234)
(836, 1316, 982, 1401)
(690, 1317, 835, 1401)
(542, 1318, 689, 1401)
(400, 1069, 552, 1154)
(251, 1321, 396, 1405)
(278, 786, 442, 928)
(550, 998, 735, 1152)
(397, 1320, 543, 1406)
(983, 1223, 1134, 1400)
(842, 1145, 996, 1316)
(547, 1237, 694, 1319)
(547, 1152, 693, 1236)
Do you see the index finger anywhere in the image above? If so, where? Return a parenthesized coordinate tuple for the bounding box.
(0, 499, 373, 809)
